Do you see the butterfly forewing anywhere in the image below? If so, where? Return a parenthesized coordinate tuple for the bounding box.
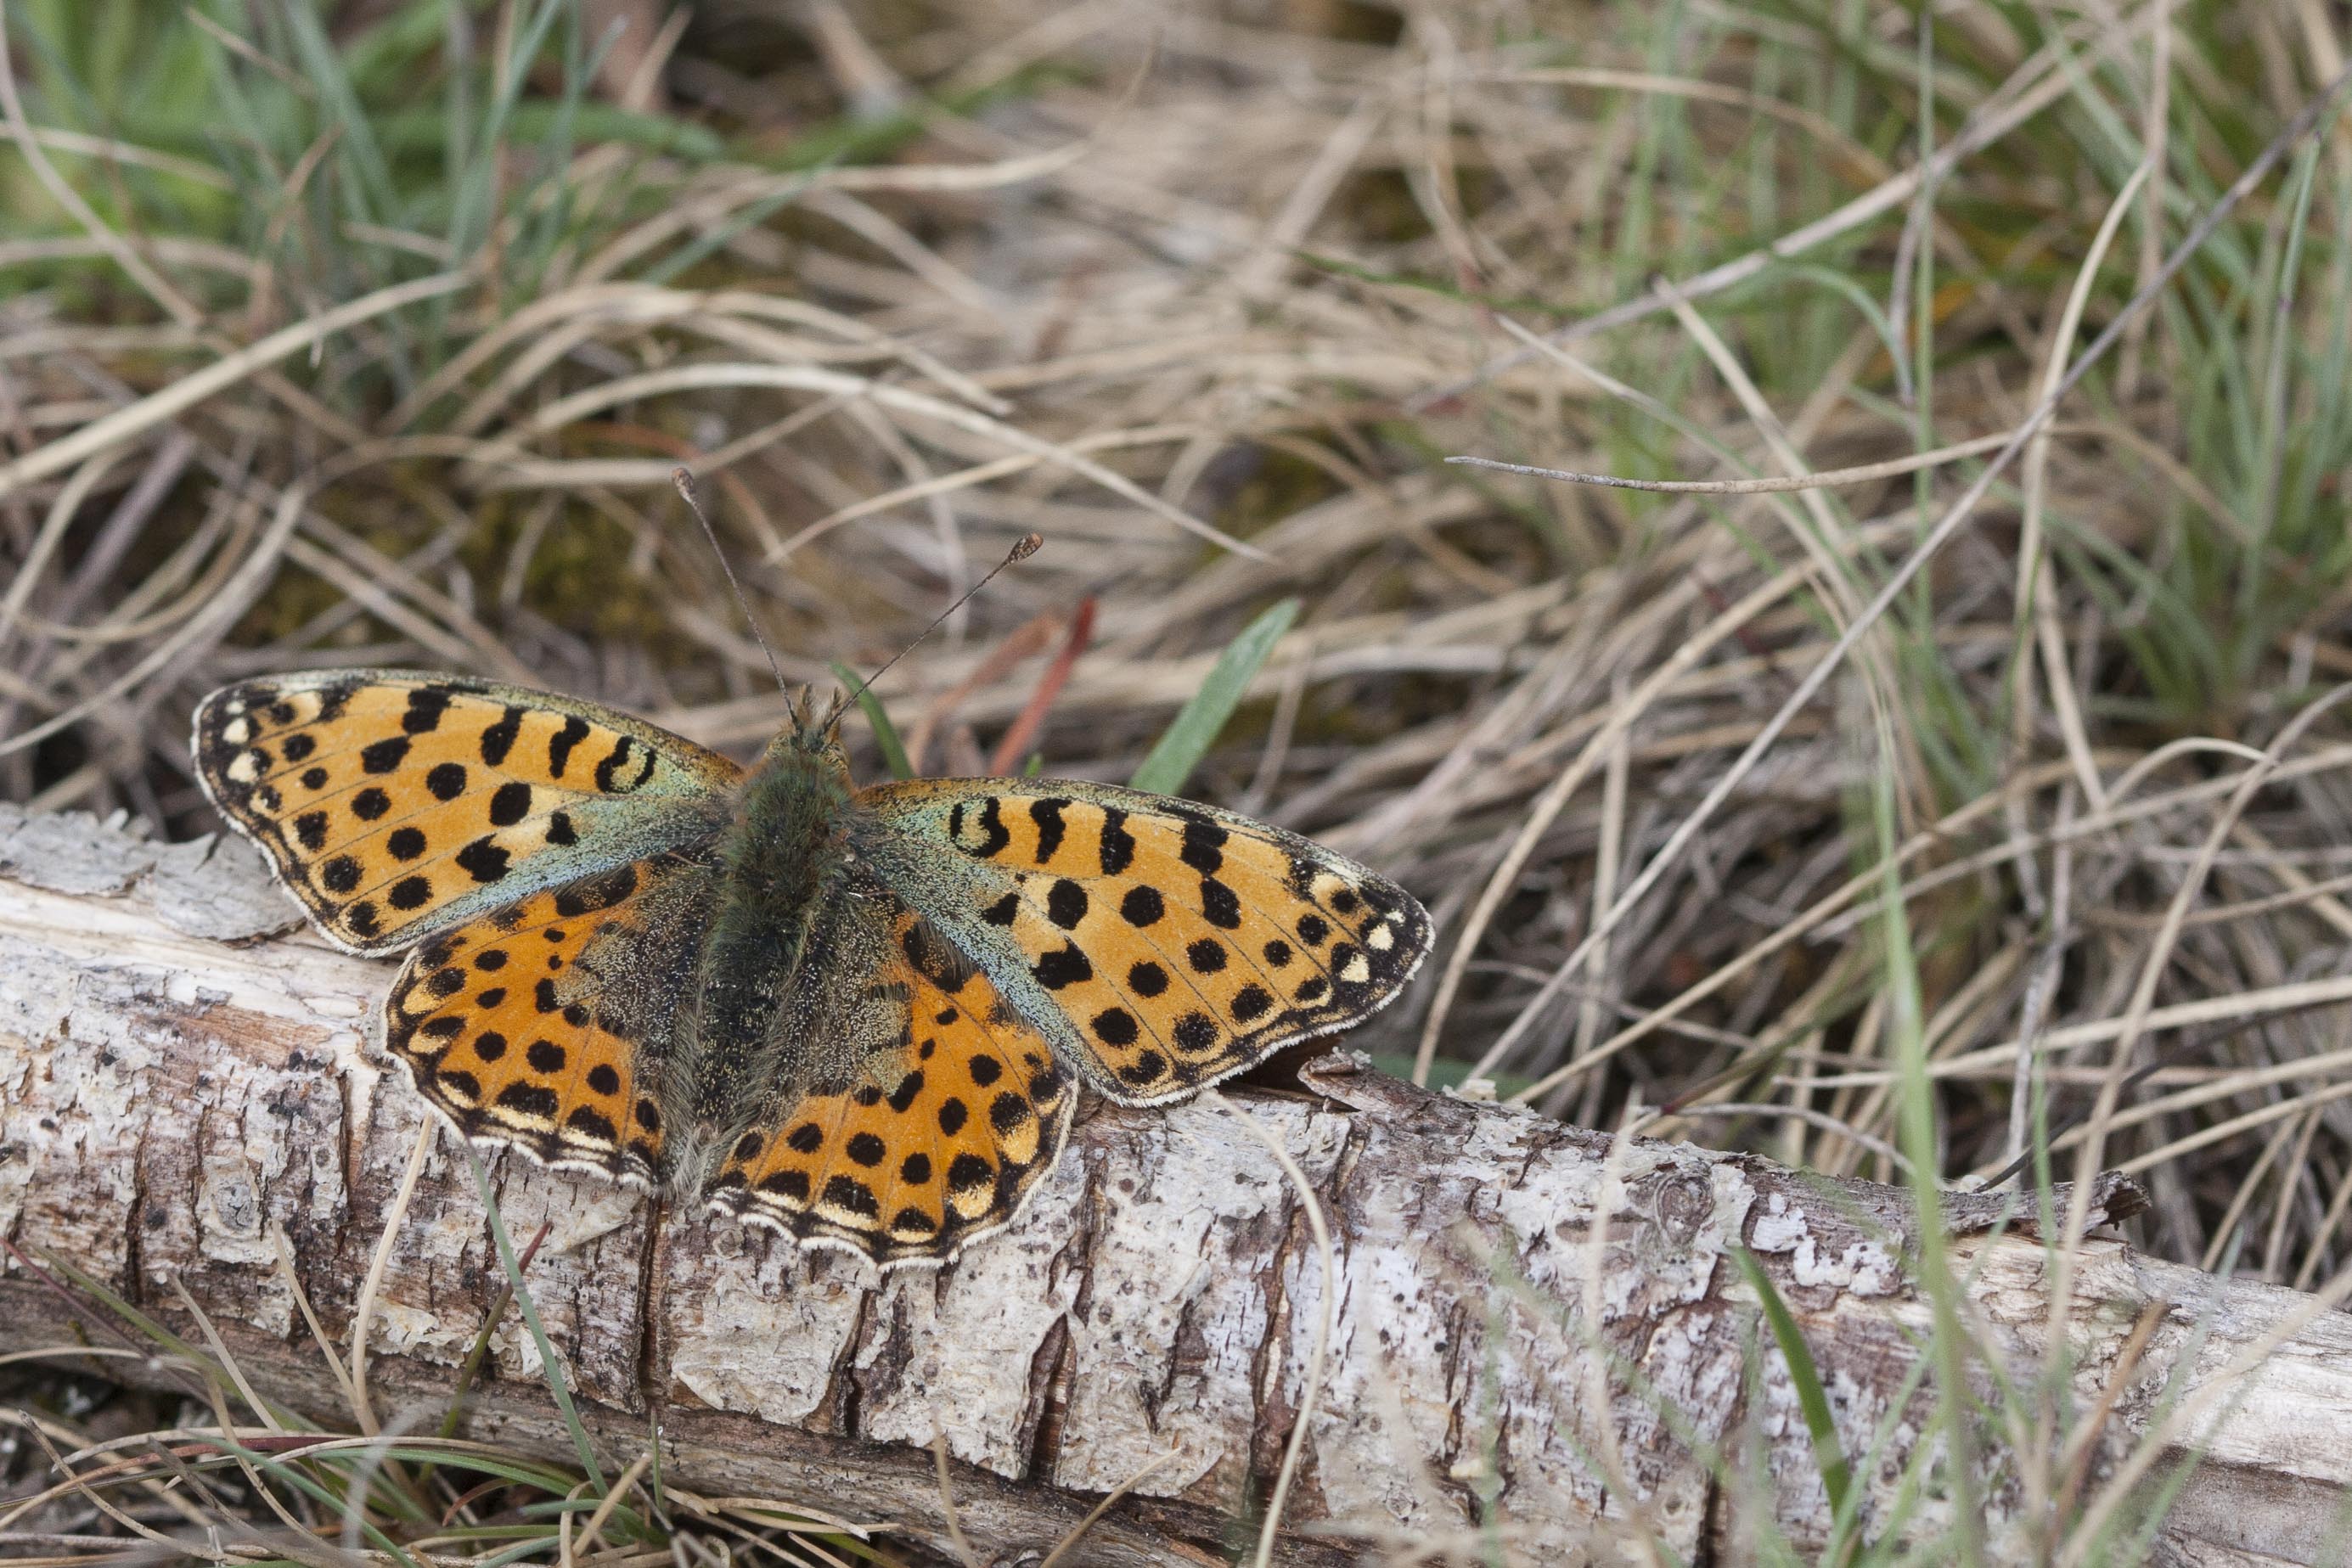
(194, 671, 741, 953)
(384, 851, 717, 1186)
(855, 779, 1433, 1105)
(706, 878, 1075, 1267)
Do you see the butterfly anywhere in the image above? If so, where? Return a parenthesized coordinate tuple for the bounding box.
(193, 670, 1432, 1269)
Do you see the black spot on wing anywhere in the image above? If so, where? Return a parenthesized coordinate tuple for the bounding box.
(1033, 944, 1093, 989)
(594, 734, 656, 793)
(454, 836, 511, 883)
(1046, 880, 1089, 929)
(1179, 820, 1226, 874)
(1098, 806, 1135, 874)
(566, 1106, 618, 1143)
(1029, 798, 1068, 863)
(498, 1082, 558, 1118)
(824, 1175, 881, 1217)
(978, 797, 1010, 857)
(489, 780, 533, 825)
(480, 705, 523, 766)
(548, 716, 590, 779)
(1117, 1052, 1168, 1088)
(402, 687, 452, 734)
(360, 737, 409, 774)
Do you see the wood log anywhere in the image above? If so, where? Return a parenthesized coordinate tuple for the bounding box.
(4, 802, 2349, 1565)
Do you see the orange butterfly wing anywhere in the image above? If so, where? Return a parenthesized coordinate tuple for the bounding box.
(855, 780, 1432, 1104)
(382, 852, 716, 1185)
(194, 670, 739, 954)
(705, 878, 1074, 1267)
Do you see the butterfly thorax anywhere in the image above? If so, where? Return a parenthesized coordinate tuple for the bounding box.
(678, 733, 858, 1155)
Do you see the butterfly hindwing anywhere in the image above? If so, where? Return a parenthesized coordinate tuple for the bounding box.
(384, 851, 717, 1187)
(706, 876, 1074, 1267)
(855, 779, 1433, 1104)
(194, 670, 742, 953)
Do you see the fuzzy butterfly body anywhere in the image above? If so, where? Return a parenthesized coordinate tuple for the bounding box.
(196, 669, 1432, 1268)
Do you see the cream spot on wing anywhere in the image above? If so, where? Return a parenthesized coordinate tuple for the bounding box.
(1341, 954, 1372, 984)
(221, 717, 251, 745)
(1367, 924, 1395, 951)
(226, 750, 259, 783)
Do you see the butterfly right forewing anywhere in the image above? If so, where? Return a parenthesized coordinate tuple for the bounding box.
(856, 778, 1433, 1106)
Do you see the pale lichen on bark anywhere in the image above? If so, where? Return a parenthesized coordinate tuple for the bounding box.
(4, 803, 2351, 1565)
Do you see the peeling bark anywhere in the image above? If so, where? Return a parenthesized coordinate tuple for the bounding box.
(4, 804, 2350, 1565)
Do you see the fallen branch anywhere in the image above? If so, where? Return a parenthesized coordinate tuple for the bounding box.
(3, 805, 2349, 1563)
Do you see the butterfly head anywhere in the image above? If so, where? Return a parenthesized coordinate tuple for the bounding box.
(763, 686, 856, 781)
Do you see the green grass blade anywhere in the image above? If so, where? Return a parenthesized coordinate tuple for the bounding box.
(1733, 1246, 1854, 1531)
(832, 660, 913, 780)
(467, 1150, 606, 1491)
(1128, 598, 1297, 795)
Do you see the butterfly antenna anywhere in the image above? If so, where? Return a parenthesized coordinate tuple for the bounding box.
(672, 467, 790, 694)
(824, 531, 1044, 731)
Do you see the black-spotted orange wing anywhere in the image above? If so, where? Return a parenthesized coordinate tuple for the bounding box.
(852, 779, 1432, 1105)
(703, 874, 1074, 1267)
(385, 852, 717, 1186)
(194, 670, 740, 953)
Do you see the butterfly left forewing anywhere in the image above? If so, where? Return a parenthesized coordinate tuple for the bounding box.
(194, 670, 741, 953)
(855, 778, 1432, 1104)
